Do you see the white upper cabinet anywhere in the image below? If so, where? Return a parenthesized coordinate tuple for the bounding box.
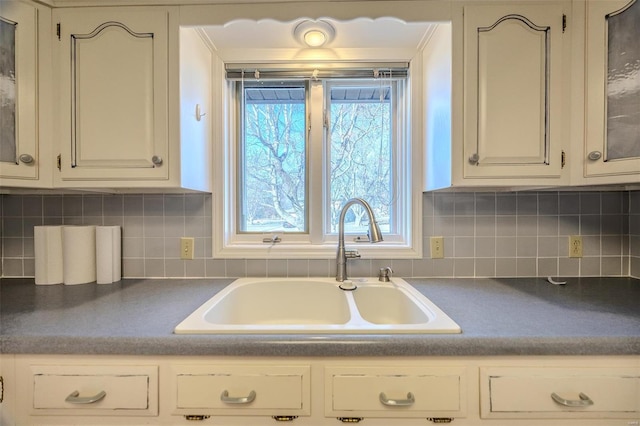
(583, 0, 640, 184)
(53, 7, 171, 183)
(460, 3, 567, 183)
(0, 0, 48, 186)
(53, 6, 212, 191)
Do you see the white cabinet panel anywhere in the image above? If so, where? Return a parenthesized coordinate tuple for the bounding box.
(71, 24, 157, 169)
(29, 364, 158, 417)
(481, 367, 640, 419)
(325, 366, 467, 419)
(0, 355, 15, 426)
(172, 364, 311, 417)
(463, 4, 565, 180)
(54, 7, 170, 182)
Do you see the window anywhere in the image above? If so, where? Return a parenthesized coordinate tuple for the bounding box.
(326, 80, 395, 236)
(239, 82, 307, 233)
(214, 67, 422, 259)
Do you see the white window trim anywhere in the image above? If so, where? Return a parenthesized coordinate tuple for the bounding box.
(212, 61, 423, 260)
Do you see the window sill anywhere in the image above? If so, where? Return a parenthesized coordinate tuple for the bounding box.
(213, 241, 422, 260)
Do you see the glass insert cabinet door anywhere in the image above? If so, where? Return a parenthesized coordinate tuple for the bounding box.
(606, 0, 640, 161)
(0, 16, 17, 164)
(585, 0, 640, 179)
(0, 1, 38, 180)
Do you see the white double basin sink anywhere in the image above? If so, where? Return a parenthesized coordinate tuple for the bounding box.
(174, 277, 461, 334)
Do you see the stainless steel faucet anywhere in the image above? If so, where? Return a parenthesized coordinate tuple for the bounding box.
(378, 266, 393, 282)
(336, 198, 383, 282)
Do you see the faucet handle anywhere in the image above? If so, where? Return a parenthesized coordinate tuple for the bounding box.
(378, 267, 393, 282)
(345, 249, 361, 259)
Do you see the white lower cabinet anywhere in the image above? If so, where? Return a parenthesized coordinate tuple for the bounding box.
(9, 355, 640, 425)
(325, 366, 466, 420)
(171, 364, 311, 417)
(480, 367, 640, 420)
(28, 364, 159, 417)
(0, 355, 16, 426)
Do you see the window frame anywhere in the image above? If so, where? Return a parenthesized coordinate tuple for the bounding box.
(236, 80, 310, 235)
(323, 78, 403, 242)
(213, 67, 423, 260)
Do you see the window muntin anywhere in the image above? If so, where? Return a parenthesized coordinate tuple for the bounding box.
(238, 82, 307, 233)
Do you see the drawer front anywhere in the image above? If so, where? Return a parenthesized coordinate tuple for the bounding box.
(173, 365, 311, 416)
(481, 367, 640, 419)
(31, 365, 158, 416)
(326, 366, 466, 418)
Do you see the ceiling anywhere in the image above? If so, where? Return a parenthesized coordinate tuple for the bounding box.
(200, 18, 436, 63)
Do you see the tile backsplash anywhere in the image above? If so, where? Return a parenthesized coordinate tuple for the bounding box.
(1, 191, 639, 279)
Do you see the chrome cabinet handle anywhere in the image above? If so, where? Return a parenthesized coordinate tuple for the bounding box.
(379, 392, 415, 407)
(469, 153, 479, 164)
(151, 155, 163, 166)
(19, 154, 34, 164)
(551, 392, 594, 407)
(220, 390, 256, 404)
(65, 390, 107, 404)
(588, 151, 602, 161)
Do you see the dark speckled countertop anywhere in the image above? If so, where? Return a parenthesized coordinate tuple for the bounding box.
(1, 277, 639, 356)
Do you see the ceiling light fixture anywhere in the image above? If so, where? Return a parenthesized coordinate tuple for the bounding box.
(294, 20, 335, 48)
(304, 30, 326, 48)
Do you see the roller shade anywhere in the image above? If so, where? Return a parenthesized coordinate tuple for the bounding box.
(225, 62, 409, 80)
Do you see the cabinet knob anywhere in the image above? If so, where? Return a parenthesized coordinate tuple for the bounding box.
(151, 155, 163, 166)
(587, 151, 602, 161)
(19, 153, 34, 164)
(468, 153, 479, 165)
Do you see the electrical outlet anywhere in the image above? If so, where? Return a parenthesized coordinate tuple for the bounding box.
(430, 236, 444, 259)
(569, 235, 583, 258)
(180, 237, 195, 260)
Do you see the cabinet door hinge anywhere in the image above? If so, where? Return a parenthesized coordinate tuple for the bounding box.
(57, 154, 61, 171)
(562, 14, 567, 33)
(56, 23, 61, 40)
(561, 150, 566, 169)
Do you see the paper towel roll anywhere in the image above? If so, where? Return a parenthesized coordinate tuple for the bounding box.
(62, 226, 96, 285)
(96, 226, 122, 284)
(34, 226, 64, 285)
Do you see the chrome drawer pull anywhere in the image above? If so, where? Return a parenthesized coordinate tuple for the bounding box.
(551, 392, 594, 407)
(220, 390, 256, 404)
(379, 392, 415, 406)
(65, 390, 107, 404)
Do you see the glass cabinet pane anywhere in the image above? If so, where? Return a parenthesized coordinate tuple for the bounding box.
(606, 0, 640, 161)
(0, 17, 17, 164)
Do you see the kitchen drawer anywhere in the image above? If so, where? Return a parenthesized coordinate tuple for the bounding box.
(30, 365, 158, 416)
(481, 367, 640, 419)
(172, 364, 311, 416)
(325, 366, 467, 418)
